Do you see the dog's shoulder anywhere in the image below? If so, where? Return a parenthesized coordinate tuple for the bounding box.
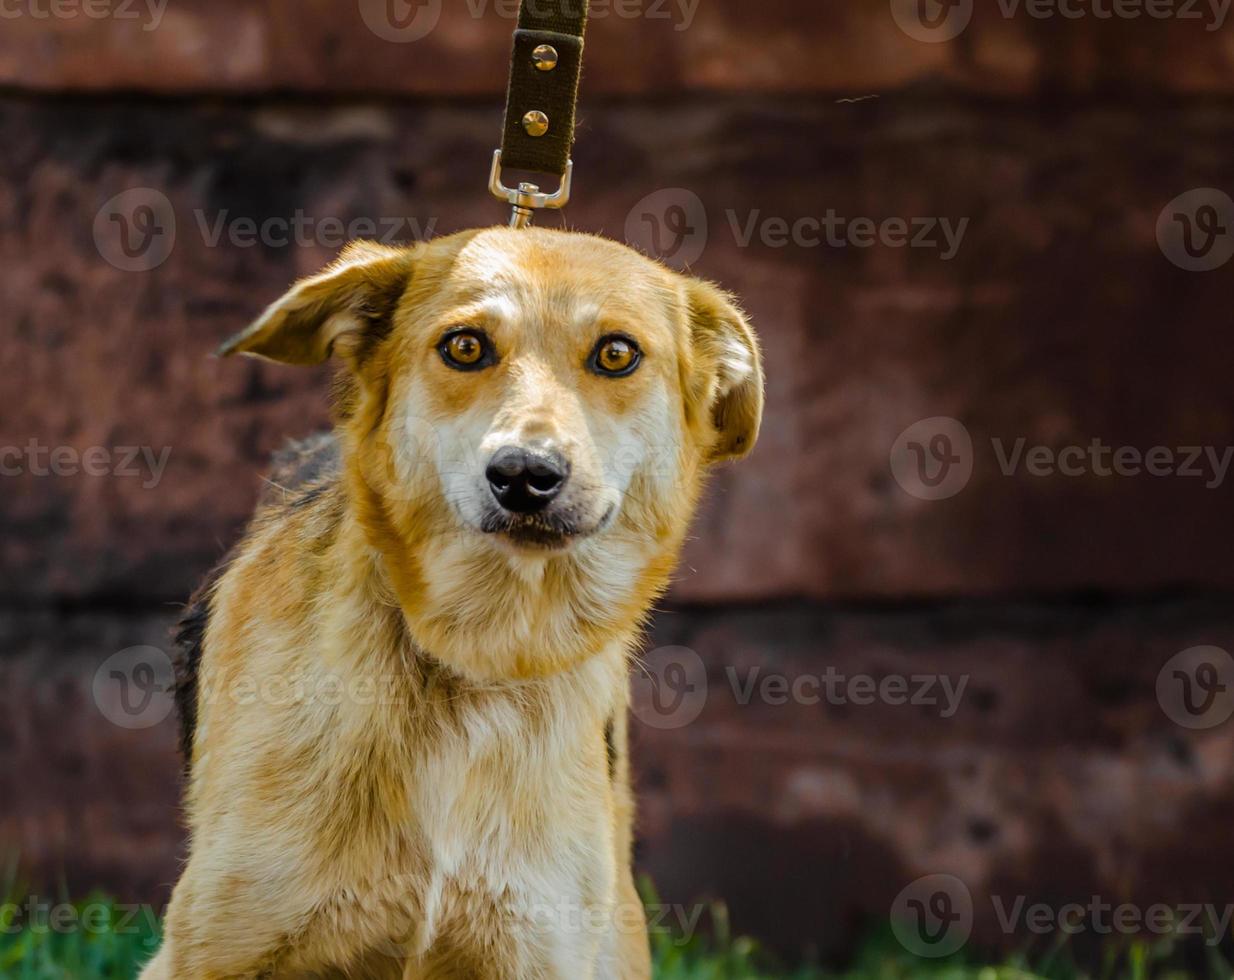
(260, 432, 343, 511)
(172, 432, 342, 768)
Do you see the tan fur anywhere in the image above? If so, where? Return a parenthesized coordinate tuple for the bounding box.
(142, 228, 763, 979)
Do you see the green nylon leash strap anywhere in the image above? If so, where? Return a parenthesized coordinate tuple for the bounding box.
(500, 0, 589, 177)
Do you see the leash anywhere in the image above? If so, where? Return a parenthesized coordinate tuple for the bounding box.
(488, 0, 589, 228)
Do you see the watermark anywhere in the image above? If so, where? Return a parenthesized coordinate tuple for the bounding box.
(727, 666, 969, 718)
(1158, 189, 1234, 272)
(94, 189, 439, 271)
(341, 874, 707, 959)
(1157, 646, 1234, 730)
(625, 189, 969, 268)
(625, 189, 710, 270)
(991, 896, 1234, 946)
(891, 418, 1234, 501)
(194, 210, 438, 251)
(1000, 0, 1230, 30)
(0, 0, 168, 30)
(360, 0, 698, 43)
(993, 438, 1233, 487)
(93, 645, 422, 729)
(0, 891, 702, 955)
(890, 0, 974, 41)
(358, 0, 443, 42)
(0, 898, 161, 941)
(630, 647, 969, 729)
(631, 646, 709, 730)
(891, 875, 974, 957)
(889, 417, 975, 501)
(0, 441, 171, 489)
(92, 647, 177, 730)
(93, 188, 176, 272)
(892, 877, 1234, 958)
(892, 0, 1229, 43)
(521, 898, 705, 944)
(197, 669, 409, 711)
(727, 210, 968, 260)
(472, 0, 699, 29)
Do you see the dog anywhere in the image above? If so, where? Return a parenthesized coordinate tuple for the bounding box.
(140, 226, 763, 979)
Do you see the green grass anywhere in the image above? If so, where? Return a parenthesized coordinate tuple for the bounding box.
(0, 895, 161, 980)
(649, 918, 1232, 980)
(647, 900, 1234, 980)
(1, 889, 1230, 980)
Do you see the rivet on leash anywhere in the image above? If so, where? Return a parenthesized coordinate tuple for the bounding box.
(533, 44, 559, 71)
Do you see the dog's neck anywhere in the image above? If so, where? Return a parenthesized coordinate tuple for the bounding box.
(343, 470, 677, 683)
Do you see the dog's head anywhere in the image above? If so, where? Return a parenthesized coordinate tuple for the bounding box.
(220, 228, 762, 677)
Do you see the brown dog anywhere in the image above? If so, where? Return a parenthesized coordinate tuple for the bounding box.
(140, 227, 763, 979)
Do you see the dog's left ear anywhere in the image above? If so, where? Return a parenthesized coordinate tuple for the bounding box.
(684, 280, 765, 462)
(217, 241, 417, 366)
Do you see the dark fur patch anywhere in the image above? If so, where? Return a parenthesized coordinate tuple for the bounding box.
(604, 716, 617, 783)
(264, 432, 341, 506)
(173, 433, 340, 771)
(172, 566, 224, 768)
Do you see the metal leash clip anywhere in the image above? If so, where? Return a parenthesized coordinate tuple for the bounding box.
(489, 150, 573, 229)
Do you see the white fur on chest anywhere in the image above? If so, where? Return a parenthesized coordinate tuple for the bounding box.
(401, 650, 624, 957)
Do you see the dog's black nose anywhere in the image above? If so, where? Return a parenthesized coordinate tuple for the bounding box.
(486, 446, 569, 514)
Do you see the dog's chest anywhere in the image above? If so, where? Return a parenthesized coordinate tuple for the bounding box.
(345, 664, 621, 960)
(412, 692, 597, 866)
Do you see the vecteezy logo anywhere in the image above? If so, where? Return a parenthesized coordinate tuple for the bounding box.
(631, 646, 708, 730)
(891, 874, 973, 958)
(624, 189, 709, 270)
(1157, 189, 1234, 272)
(890, 417, 974, 501)
(1157, 646, 1234, 730)
(890, 0, 973, 42)
(92, 646, 177, 730)
(358, 0, 442, 43)
(93, 188, 176, 272)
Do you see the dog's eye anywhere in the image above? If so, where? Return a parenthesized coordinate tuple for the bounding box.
(440, 330, 493, 371)
(590, 336, 641, 378)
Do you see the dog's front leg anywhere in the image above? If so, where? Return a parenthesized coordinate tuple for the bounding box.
(136, 857, 308, 980)
(138, 944, 266, 980)
(135, 946, 171, 980)
(399, 922, 604, 980)
(604, 868, 652, 980)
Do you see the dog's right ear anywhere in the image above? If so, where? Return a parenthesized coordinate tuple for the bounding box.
(217, 241, 417, 366)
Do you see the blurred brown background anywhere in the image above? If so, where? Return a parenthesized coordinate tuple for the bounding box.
(4, 0, 1234, 960)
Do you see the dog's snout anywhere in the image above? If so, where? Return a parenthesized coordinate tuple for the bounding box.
(486, 446, 569, 514)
